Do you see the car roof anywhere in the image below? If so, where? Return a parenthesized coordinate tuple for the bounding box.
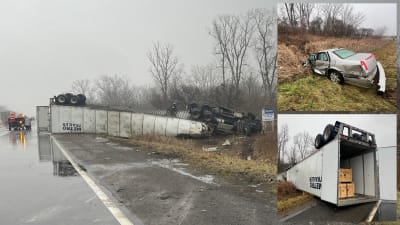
(318, 48, 342, 53)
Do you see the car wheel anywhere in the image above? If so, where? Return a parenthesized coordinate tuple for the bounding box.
(323, 124, 335, 142)
(315, 134, 324, 149)
(329, 70, 344, 84)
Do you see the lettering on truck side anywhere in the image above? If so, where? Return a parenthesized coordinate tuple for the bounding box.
(62, 123, 82, 132)
(309, 176, 322, 189)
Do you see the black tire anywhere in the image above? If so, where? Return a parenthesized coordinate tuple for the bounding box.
(56, 94, 66, 104)
(323, 124, 335, 142)
(64, 93, 73, 104)
(70, 95, 79, 105)
(315, 134, 324, 149)
(77, 94, 86, 105)
(328, 70, 344, 84)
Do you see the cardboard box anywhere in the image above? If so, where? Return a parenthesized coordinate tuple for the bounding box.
(339, 168, 352, 183)
(347, 183, 355, 197)
(339, 183, 347, 198)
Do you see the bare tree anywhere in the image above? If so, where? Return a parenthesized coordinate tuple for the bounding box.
(210, 13, 254, 107)
(147, 42, 182, 107)
(252, 9, 277, 108)
(71, 79, 96, 103)
(286, 146, 297, 167)
(94, 75, 138, 108)
(292, 131, 314, 161)
(284, 3, 298, 27)
(297, 3, 315, 29)
(278, 124, 289, 166)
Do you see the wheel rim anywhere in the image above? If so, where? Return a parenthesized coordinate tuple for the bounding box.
(71, 97, 78, 104)
(330, 72, 340, 83)
(57, 96, 66, 103)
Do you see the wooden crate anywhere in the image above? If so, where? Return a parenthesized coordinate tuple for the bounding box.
(347, 183, 355, 198)
(339, 183, 347, 198)
(339, 168, 352, 183)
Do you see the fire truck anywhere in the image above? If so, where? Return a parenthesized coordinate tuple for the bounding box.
(8, 112, 25, 131)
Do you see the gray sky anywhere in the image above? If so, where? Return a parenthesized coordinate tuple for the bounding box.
(278, 114, 397, 149)
(0, 0, 269, 116)
(278, 3, 397, 36)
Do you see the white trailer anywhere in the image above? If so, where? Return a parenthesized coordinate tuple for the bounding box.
(287, 121, 381, 207)
(45, 103, 209, 138)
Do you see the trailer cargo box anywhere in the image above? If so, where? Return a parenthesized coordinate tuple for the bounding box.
(287, 121, 379, 206)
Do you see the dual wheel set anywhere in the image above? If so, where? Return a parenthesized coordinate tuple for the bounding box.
(54, 93, 86, 106)
(315, 124, 337, 149)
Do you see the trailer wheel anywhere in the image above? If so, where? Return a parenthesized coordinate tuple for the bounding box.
(56, 94, 67, 104)
(77, 94, 86, 105)
(323, 124, 335, 143)
(315, 134, 324, 149)
(70, 95, 79, 105)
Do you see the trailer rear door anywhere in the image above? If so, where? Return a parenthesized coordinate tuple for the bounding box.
(36, 106, 49, 132)
(321, 139, 339, 204)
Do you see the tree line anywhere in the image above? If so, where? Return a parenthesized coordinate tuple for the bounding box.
(278, 3, 388, 38)
(71, 9, 277, 116)
(278, 124, 315, 172)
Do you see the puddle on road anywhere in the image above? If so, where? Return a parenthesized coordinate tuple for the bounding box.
(38, 134, 78, 177)
(373, 202, 397, 221)
(151, 159, 216, 185)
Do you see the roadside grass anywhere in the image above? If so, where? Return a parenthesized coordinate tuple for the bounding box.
(112, 134, 277, 183)
(278, 37, 397, 111)
(277, 181, 313, 213)
(278, 75, 396, 111)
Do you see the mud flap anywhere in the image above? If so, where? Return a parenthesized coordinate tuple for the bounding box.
(376, 61, 386, 93)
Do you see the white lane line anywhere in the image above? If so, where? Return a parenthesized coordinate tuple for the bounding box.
(51, 136, 134, 225)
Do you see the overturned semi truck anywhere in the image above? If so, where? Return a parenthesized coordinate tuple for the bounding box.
(286, 121, 392, 207)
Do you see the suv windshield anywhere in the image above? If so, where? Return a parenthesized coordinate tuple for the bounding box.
(333, 49, 356, 59)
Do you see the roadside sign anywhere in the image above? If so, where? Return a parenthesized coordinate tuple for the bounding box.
(262, 109, 274, 122)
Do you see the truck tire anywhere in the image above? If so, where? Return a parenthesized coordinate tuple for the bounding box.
(70, 95, 79, 105)
(323, 124, 335, 142)
(315, 134, 324, 149)
(328, 70, 344, 84)
(56, 94, 67, 104)
(64, 93, 73, 104)
(77, 94, 86, 105)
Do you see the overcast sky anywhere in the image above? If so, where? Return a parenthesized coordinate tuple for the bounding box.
(0, 0, 269, 116)
(278, 114, 397, 149)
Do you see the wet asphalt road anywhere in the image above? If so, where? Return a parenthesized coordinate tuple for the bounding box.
(0, 127, 119, 225)
(54, 133, 277, 225)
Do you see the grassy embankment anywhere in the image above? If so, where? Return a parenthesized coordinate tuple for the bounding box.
(278, 35, 397, 111)
(112, 133, 277, 184)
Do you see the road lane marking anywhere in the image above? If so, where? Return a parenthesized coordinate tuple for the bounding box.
(52, 136, 134, 225)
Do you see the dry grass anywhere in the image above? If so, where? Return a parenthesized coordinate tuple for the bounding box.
(112, 134, 277, 183)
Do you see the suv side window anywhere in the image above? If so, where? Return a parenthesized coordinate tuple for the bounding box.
(317, 52, 329, 61)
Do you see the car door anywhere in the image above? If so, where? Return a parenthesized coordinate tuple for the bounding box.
(313, 52, 330, 75)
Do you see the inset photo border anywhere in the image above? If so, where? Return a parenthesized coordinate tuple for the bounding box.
(277, 3, 397, 112)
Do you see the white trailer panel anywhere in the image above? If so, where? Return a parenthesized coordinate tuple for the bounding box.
(119, 112, 131, 138)
(154, 116, 167, 136)
(143, 115, 156, 135)
(321, 139, 339, 204)
(83, 108, 96, 133)
(378, 147, 397, 201)
(166, 118, 180, 136)
(51, 105, 83, 133)
(95, 110, 107, 134)
(131, 113, 144, 135)
(107, 111, 120, 137)
(36, 106, 50, 132)
(287, 150, 323, 197)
